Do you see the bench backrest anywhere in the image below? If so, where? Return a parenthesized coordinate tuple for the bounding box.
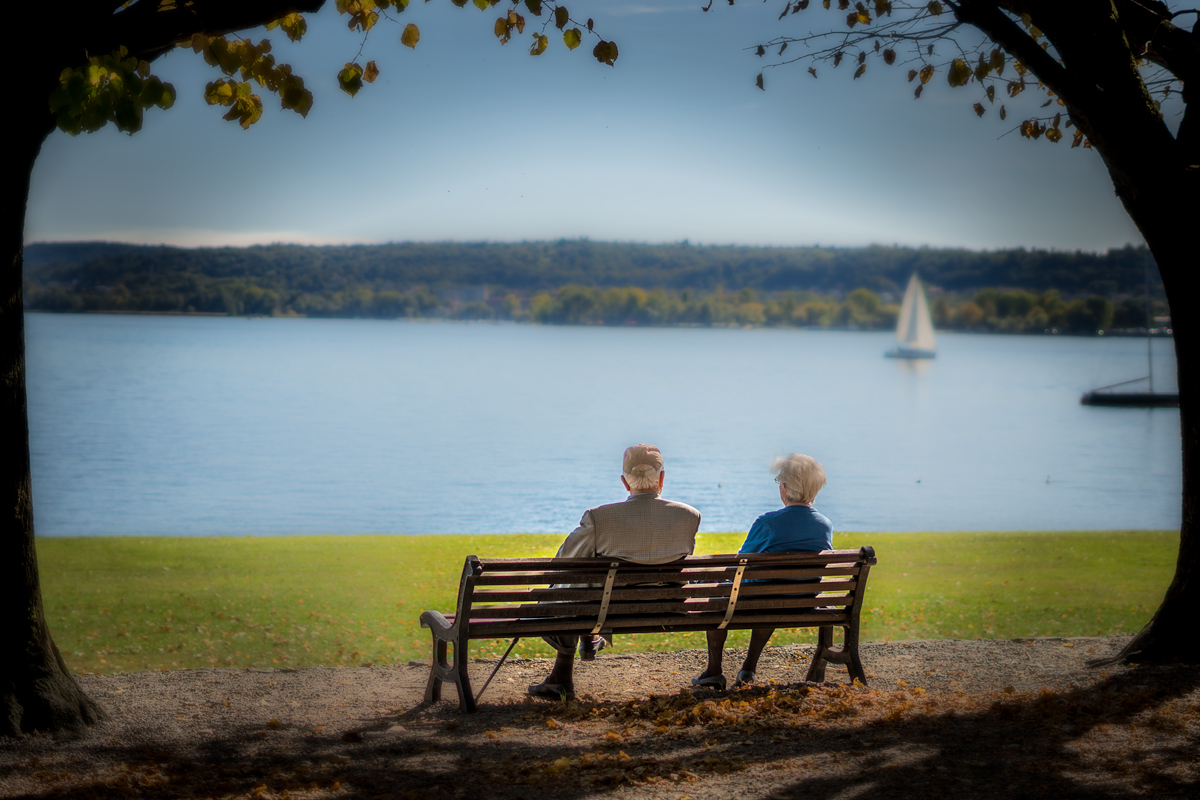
(451, 547, 876, 640)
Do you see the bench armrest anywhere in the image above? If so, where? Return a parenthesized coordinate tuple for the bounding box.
(420, 610, 454, 636)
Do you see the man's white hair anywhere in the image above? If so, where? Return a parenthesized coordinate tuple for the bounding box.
(624, 464, 661, 491)
(772, 453, 826, 505)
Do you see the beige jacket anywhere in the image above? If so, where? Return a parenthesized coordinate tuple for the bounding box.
(555, 491, 700, 564)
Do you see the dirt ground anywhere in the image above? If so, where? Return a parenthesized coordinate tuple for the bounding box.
(2, 636, 1199, 800)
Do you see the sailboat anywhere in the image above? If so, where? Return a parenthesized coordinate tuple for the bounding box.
(885, 273, 936, 359)
(1081, 264, 1177, 407)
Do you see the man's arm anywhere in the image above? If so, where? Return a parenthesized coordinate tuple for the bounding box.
(555, 510, 598, 558)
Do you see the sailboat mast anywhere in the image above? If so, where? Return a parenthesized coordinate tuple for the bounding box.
(1145, 260, 1154, 394)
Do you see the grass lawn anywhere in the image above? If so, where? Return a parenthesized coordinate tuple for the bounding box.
(36, 531, 1178, 675)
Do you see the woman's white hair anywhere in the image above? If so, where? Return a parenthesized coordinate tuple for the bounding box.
(772, 453, 826, 505)
(624, 464, 661, 491)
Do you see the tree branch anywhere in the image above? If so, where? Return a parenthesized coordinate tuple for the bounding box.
(950, 1, 1084, 101)
(93, 0, 326, 61)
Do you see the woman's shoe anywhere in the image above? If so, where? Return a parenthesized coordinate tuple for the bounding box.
(527, 681, 575, 701)
(734, 670, 755, 688)
(691, 673, 727, 691)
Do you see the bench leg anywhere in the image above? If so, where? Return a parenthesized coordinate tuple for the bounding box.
(424, 632, 478, 712)
(805, 625, 832, 683)
(424, 636, 448, 704)
(454, 633, 477, 713)
(805, 625, 868, 686)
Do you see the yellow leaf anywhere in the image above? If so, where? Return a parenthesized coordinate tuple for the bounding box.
(401, 23, 420, 49)
(530, 33, 548, 56)
(563, 28, 581, 49)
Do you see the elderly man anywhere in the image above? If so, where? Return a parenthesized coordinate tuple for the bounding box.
(528, 443, 700, 700)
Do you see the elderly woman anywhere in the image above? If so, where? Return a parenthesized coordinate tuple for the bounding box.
(692, 453, 833, 690)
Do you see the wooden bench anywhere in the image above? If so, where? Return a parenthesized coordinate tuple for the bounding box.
(419, 546, 876, 712)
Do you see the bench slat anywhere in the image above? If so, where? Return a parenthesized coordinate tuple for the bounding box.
(470, 578, 858, 603)
(472, 549, 869, 571)
(463, 610, 851, 637)
(473, 567, 860, 586)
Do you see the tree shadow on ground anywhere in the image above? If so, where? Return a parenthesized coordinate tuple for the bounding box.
(1, 664, 1196, 800)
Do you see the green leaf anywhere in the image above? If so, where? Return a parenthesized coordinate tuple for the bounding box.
(989, 48, 1005, 76)
(756, 72, 764, 90)
(927, 1, 942, 15)
(563, 28, 581, 49)
(555, 6, 569, 29)
(524, 0, 543, 15)
(338, 62, 364, 96)
(947, 58, 971, 87)
(401, 23, 420, 48)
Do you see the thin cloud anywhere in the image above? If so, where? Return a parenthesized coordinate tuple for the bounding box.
(607, 5, 696, 16)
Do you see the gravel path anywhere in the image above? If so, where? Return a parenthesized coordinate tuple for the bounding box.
(3, 636, 1199, 799)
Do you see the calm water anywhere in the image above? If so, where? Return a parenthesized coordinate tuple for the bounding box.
(25, 313, 1181, 536)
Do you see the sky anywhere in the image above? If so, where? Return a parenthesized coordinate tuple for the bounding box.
(25, 2, 1157, 252)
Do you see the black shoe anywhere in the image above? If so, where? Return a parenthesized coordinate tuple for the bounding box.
(578, 636, 608, 661)
(527, 681, 575, 701)
(734, 670, 755, 688)
(691, 673, 727, 691)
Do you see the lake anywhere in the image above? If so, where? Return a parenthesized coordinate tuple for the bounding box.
(25, 313, 1181, 536)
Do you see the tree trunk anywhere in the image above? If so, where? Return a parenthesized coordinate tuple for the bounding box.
(957, 0, 1200, 665)
(0, 96, 107, 737)
(1104, 178, 1200, 665)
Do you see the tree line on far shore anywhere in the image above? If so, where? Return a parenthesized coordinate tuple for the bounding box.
(23, 240, 1167, 335)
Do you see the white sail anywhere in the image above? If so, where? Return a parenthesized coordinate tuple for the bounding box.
(890, 273, 936, 356)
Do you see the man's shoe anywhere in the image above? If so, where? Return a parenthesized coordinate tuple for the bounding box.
(691, 673, 727, 691)
(527, 681, 575, 701)
(734, 670, 755, 688)
(578, 636, 608, 661)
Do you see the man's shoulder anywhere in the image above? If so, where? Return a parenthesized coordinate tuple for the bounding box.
(656, 497, 701, 518)
(590, 494, 700, 521)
